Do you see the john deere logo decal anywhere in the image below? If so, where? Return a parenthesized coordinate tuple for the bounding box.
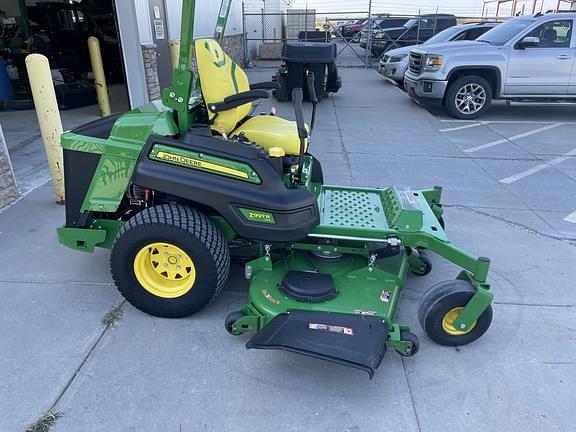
(149, 145, 261, 184)
(155, 151, 248, 179)
(240, 208, 276, 224)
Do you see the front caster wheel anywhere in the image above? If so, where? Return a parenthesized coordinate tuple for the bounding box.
(438, 216, 445, 230)
(225, 311, 245, 335)
(418, 280, 493, 346)
(411, 251, 432, 277)
(397, 331, 420, 357)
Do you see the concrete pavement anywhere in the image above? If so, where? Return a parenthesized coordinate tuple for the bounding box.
(1, 68, 574, 432)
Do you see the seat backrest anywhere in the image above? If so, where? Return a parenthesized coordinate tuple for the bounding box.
(195, 38, 251, 134)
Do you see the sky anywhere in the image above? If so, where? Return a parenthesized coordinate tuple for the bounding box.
(292, 0, 574, 17)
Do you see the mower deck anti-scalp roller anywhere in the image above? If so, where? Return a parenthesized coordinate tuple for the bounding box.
(56, 0, 494, 377)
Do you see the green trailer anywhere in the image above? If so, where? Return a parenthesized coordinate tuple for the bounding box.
(56, 0, 493, 377)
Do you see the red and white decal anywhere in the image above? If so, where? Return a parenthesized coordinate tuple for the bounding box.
(308, 322, 354, 336)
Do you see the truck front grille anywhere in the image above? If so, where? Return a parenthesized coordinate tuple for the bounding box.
(409, 52, 423, 75)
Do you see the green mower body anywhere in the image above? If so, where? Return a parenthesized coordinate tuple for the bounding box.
(56, 0, 494, 377)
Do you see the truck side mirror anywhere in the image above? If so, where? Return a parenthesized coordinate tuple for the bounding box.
(517, 36, 540, 49)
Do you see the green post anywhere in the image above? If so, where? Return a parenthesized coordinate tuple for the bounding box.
(214, 0, 233, 44)
(18, 0, 31, 38)
(162, 0, 196, 135)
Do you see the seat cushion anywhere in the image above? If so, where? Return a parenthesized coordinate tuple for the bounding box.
(232, 115, 308, 156)
(195, 39, 252, 135)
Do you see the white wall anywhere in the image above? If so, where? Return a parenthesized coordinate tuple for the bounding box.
(165, 0, 243, 41)
(115, 0, 149, 108)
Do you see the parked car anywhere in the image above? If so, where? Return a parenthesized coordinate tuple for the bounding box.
(338, 19, 368, 41)
(404, 13, 576, 119)
(358, 17, 412, 47)
(370, 14, 458, 56)
(378, 22, 498, 84)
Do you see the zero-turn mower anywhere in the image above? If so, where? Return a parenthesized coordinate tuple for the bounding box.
(57, 0, 493, 377)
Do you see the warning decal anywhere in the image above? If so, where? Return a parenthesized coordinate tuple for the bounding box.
(308, 322, 354, 336)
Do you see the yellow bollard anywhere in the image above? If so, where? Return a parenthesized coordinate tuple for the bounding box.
(25, 54, 65, 204)
(87, 36, 111, 117)
(169, 39, 180, 70)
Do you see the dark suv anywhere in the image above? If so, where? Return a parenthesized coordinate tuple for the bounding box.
(371, 14, 457, 56)
(359, 17, 412, 47)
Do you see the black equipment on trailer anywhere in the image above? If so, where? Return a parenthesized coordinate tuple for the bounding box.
(273, 42, 341, 102)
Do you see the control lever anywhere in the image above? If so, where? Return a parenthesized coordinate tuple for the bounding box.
(306, 71, 318, 133)
(291, 87, 307, 182)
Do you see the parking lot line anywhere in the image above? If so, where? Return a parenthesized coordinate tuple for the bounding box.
(564, 211, 576, 224)
(500, 147, 576, 184)
(439, 122, 486, 132)
(439, 119, 576, 125)
(464, 123, 564, 153)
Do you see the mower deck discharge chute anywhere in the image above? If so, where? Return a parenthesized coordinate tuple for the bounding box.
(57, 0, 494, 377)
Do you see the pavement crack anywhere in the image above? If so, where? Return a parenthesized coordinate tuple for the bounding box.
(331, 95, 355, 182)
(450, 205, 576, 247)
(9, 134, 42, 153)
(494, 301, 574, 308)
(0, 280, 114, 286)
(400, 357, 423, 432)
(48, 300, 126, 411)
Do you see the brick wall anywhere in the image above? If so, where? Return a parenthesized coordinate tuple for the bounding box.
(142, 44, 162, 101)
(0, 125, 19, 209)
(142, 34, 244, 101)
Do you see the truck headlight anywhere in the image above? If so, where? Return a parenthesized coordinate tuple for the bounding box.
(375, 32, 386, 39)
(424, 55, 443, 69)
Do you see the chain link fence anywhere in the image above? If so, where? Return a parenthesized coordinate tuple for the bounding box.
(241, 5, 507, 68)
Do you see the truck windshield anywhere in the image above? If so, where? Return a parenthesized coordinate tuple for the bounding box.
(403, 18, 419, 28)
(476, 18, 536, 45)
(424, 26, 463, 45)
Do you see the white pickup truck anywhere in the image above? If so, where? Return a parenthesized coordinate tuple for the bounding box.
(404, 13, 576, 119)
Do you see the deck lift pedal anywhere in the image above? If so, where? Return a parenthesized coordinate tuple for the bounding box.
(56, 0, 494, 377)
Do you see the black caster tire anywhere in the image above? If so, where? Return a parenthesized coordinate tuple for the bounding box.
(418, 280, 493, 346)
(110, 204, 230, 318)
(225, 311, 245, 335)
(438, 216, 446, 230)
(398, 331, 420, 357)
(411, 251, 432, 277)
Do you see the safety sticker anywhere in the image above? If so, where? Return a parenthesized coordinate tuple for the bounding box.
(380, 290, 391, 303)
(353, 309, 378, 316)
(308, 323, 354, 336)
(261, 289, 280, 305)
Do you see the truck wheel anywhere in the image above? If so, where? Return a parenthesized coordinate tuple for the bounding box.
(110, 204, 230, 318)
(445, 75, 492, 119)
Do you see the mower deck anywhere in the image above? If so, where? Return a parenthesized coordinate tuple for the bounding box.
(228, 183, 493, 376)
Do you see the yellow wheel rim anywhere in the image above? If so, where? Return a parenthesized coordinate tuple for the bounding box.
(441, 307, 477, 336)
(133, 242, 196, 299)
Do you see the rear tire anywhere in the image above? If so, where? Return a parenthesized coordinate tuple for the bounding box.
(111, 204, 230, 318)
(444, 75, 492, 120)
